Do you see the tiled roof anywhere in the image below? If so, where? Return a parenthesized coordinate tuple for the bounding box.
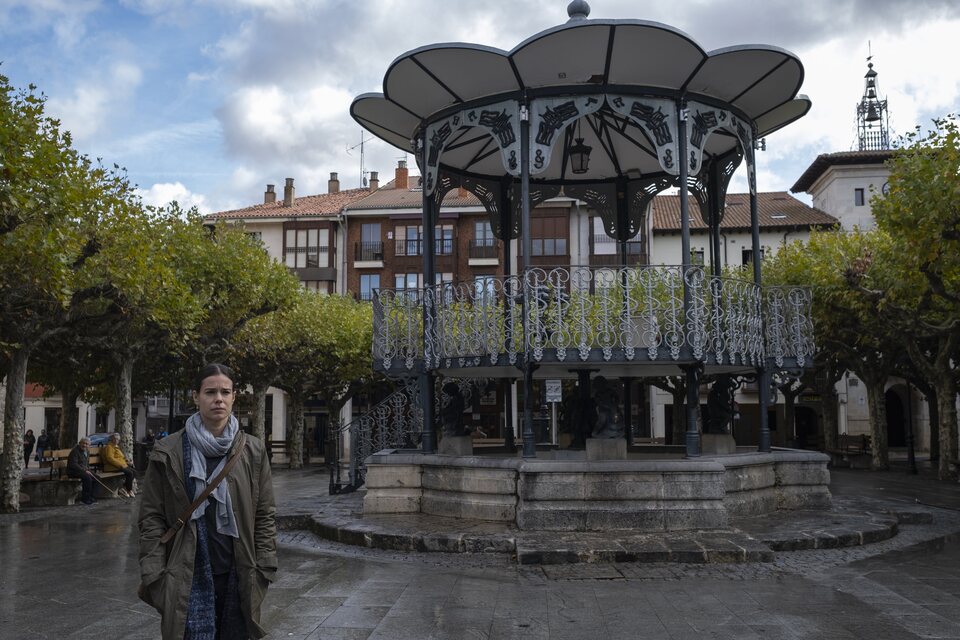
(348, 178, 482, 210)
(205, 187, 371, 220)
(791, 150, 896, 193)
(651, 192, 837, 232)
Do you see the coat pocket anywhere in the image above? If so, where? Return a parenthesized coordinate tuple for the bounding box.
(137, 570, 167, 612)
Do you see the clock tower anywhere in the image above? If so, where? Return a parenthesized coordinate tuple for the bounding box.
(791, 56, 894, 230)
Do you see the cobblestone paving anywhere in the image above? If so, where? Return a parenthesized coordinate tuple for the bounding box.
(5, 463, 960, 639)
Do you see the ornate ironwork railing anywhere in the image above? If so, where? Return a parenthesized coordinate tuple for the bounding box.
(372, 266, 819, 373)
(330, 379, 422, 493)
(764, 286, 816, 369)
(329, 376, 496, 493)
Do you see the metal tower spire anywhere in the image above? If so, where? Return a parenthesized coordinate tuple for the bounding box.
(856, 50, 890, 150)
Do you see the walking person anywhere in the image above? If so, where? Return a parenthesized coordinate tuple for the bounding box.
(67, 437, 97, 504)
(138, 363, 277, 640)
(23, 429, 36, 468)
(35, 429, 50, 464)
(103, 433, 137, 497)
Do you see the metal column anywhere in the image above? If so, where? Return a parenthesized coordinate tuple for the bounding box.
(748, 143, 771, 453)
(501, 181, 516, 452)
(678, 102, 701, 458)
(520, 102, 537, 458)
(420, 136, 437, 454)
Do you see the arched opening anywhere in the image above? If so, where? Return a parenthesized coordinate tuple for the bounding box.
(885, 388, 907, 447)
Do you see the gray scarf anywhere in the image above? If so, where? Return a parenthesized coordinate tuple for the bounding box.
(185, 412, 240, 539)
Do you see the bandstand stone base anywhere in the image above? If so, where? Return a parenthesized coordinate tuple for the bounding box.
(439, 435, 473, 456)
(702, 434, 737, 455)
(586, 438, 627, 460)
(363, 449, 831, 532)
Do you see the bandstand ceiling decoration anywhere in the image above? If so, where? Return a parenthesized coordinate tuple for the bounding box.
(351, 18, 811, 197)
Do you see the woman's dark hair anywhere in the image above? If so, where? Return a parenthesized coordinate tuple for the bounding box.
(193, 363, 236, 392)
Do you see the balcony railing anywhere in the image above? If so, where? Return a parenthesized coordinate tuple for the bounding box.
(468, 238, 498, 259)
(372, 265, 815, 374)
(394, 238, 455, 257)
(589, 235, 646, 266)
(356, 241, 384, 261)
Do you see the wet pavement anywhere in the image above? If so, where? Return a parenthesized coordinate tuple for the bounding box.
(4, 462, 960, 639)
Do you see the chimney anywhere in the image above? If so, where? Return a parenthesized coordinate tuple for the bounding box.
(395, 159, 409, 190)
(458, 186, 469, 199)
(328, 172, 340, 194)
(264, 184, 276, 204)
(369, 171, 379, 191)
(283, 178, 294, 207)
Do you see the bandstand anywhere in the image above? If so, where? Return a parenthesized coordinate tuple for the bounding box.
(346, 1, 827, 531)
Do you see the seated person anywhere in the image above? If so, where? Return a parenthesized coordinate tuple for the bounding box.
(67, 438, 96, 505)
(103, 433, 137, 497)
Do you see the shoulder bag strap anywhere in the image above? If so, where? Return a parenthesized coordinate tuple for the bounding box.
(159, 432, 246, 544)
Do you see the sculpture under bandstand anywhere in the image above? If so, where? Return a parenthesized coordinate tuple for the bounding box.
(348, 1, 827, 531)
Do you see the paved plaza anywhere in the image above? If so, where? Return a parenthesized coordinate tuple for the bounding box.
(4, 464, 960, 639)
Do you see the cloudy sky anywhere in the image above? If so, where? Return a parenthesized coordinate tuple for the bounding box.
(1, 0, 958, 214)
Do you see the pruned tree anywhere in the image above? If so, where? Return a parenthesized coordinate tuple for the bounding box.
(271, 292, 373, 469)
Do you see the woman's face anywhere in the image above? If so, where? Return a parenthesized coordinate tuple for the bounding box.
(193, 373, 235, 430)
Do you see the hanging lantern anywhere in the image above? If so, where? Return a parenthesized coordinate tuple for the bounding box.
(569, 137, 592, 174)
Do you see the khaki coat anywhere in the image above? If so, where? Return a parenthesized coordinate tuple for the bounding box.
(137, 430, 277, 639)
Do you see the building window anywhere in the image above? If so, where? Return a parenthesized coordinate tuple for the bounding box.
(246, 231, 263, 243)
(691, 249, 705, 265)
(476, 221, 494, 243)
(359, 274, 380, 301)
(470, 221, 497, 258)
(742, 248, 764, 267)
(854, 188, 865, 207)
(359, 223, 382, 261)
(395, 225, 420, 256)
(285, 226, 329, 268)
(301, 281, 330, 293)
(395, 224, 453, 255)
(395, 272, 419, 292)
(531, 217, 568, 256)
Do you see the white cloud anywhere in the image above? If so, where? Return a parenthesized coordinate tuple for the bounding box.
(47, 62, 143, 142)
(218, 83, 354, 164)
(0, 0, 100, 49)
(138, 182, 210, 214)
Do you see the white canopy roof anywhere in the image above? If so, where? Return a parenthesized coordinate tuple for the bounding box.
(352, 15, 810, 184)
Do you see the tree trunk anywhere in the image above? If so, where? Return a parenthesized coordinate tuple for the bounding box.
(1, 349, 29, 513)
(865, 378, 889, 470)
(934, 377, 958, 480)
(928, 387, 940, 462)
(671, 383, 685, 446)
(249, 384, 268, 442)
(115, 356, 134, 460)
(780, 385, 801, 447)
(59, 386, 81, 449)
(289, 392, 305, 469)
(819, 383, 839, 451)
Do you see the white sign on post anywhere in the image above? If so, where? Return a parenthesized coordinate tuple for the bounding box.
(545, 379, 562, 403)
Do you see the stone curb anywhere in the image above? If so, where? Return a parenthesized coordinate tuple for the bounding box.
(277, 503, 918, 565)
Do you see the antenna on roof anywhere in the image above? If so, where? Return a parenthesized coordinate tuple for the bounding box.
(346, 131, 374, 187)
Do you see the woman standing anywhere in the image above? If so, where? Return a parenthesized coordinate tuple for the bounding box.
(23, 429, 35, 468)
(138, 363, 277, 639)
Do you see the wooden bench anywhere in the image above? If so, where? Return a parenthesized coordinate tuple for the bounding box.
(41, 446, 125, 497)
(827, 434, 873, 469)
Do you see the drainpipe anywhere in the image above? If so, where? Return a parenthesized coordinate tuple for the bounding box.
(339, 207, 350, 296)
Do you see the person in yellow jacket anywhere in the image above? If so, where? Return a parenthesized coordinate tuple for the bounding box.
(103, 433, 138, 497)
